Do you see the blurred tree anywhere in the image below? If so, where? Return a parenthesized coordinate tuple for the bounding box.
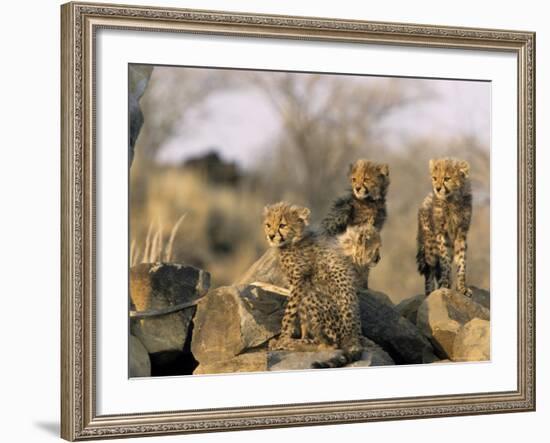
(250, 72, 431, 216)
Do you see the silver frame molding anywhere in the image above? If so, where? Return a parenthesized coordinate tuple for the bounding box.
(61, 2, 536, 440)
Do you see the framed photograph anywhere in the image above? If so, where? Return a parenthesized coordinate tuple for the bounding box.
(61, 1, 536, 440)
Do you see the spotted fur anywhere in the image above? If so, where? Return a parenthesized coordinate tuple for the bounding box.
(416, 158, 473, 296)
(321, 159, 389, 288)
(337, 224, 382, 289)
(322, 159, 389, 235)
(263, 202, 364, 368)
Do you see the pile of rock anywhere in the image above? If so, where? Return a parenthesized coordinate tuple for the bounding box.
(129, 252, 490, 377)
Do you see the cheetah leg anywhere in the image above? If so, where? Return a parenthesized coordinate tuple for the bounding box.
(424, 267, 436, 295)
(279, 281, 306, 339)
(454, 234, 471, 297)
(436, 233, 451, 289)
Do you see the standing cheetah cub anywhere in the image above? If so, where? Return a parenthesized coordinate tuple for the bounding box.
(321, 159, 389, 288)
(322, 159, 389, 234)
(416, 158, 473, 297)
(263, 202, 364, 368)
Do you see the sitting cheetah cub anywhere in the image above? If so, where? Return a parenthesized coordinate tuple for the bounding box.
(337, 224, 382, 289)
(263, 202, 365, 368)
(321, 159, 389, 288)
(416, 158, 473, 297)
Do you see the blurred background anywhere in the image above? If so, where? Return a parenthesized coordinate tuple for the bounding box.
(129, 65, 490, 302)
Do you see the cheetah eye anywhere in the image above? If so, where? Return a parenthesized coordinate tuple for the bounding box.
(279, 223, 286, 229)
(265, 223, 271, 228)
(444, 176, 450, 181)
(432, 176, 437, 180)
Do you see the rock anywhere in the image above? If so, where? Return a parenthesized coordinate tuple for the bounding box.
(129, 335, 151, 377)
(130, 262, 210, 354)
(416, 288, 490, 358)
(268, 350, 341, 371)
(191, 284, 287, 365)
(368, 289, 394, 307)
(194, 352, 268, 375)
(358, 289, 437, 364)
(128, 65, 153, 166)
(268, 338, 394, 371)
(470, 286, 491, 310)
(347, 339, 395, 367)
(452, 318, 490, 362)
(395, 294, 426, 325)
(234, 248, 288, 287)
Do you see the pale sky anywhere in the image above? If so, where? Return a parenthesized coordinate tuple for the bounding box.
(157, 73, 490, 169)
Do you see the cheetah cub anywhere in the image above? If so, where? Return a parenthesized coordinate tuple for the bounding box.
(263, 202, 364, 368)
(337, 224, 382, 289)
(416, 158, 473, 297)
(321, 159, 389, 288)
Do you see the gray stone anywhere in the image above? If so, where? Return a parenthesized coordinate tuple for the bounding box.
(452, 318, 490, 362)
(268, 350, 341, 371)
(470, 286, 491, 310)
(348, 339, 395, 367)
(191, 284, 287, 365)
(234, 248, 288, 288)
(268, 338, 394, 371)
(129, 335, 151, 377)
(130, 262, 210, 354)
(128, 65, 153, 166)
(395, 294, 426, 325)
(416, 288, 490, 358)
(358, 289, 437, 364)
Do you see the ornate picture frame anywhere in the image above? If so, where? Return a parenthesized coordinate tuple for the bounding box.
(61, 2, 535, 440)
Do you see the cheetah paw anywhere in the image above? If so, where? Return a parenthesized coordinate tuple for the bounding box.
(268, 336, 289, 351)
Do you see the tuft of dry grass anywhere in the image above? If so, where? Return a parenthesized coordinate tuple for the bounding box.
(130, 214, 186, 266)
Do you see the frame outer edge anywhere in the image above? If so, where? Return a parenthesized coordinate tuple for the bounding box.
(61, 2, 77, 441)
(60, 1, 536, 439)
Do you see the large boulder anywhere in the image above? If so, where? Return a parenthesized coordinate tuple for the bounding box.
(416, 288, 490, 358)
(452, 318, 490, 362)
(191, 284, 287, 365)
(234, 248, 288, 287)
(130, 263, 210, 354)
(129, 335, 151, 377)
(358, 289, 437, 364)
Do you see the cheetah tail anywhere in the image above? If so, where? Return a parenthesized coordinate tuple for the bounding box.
(311, 347, 362, 369)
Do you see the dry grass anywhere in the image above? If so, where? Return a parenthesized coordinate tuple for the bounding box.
(130, 166, 267, 287)
(130, 214, 186, 266)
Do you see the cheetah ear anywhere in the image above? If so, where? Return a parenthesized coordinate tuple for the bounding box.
(348, 162, 355, 177)
(429, 159, 436, 173)
(378, 163, 389, 177)
(458, 160, 470, 177)
(262, 205, 272, 218)
(291, 205, 311, 225)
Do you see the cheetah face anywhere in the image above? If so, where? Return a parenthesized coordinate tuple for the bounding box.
(338, 225, 382, 268)
(263, 202, 311, 248)
(429, 158, 470, 200)
(349, 159, 389, 201)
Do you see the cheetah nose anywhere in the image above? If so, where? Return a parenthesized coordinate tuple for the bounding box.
(355, 186, 362, 193)
(436, 186, 442, 192)
(269, 234, 275, 241)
